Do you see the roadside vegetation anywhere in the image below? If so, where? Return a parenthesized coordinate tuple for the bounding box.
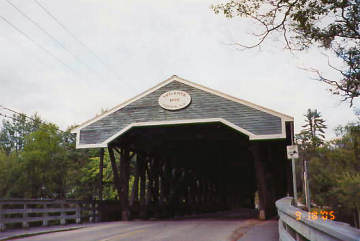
(295, 109, 360, 228)
(0, 114, 117, 200)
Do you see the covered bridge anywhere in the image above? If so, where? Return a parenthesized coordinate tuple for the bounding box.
(72, 75, 294, 221)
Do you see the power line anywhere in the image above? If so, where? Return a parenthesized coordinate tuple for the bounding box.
(0, 15, 75, 72)
(0, 112, 17, 121)
(33, 0, 108, 68)
(0, 105, 65, 133)
(0, 105, 37, 122)
(32, 0, 136, 90)
(5, 0, 103, 77)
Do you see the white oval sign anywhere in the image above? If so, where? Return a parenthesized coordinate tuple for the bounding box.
(158, 90, 191, 110)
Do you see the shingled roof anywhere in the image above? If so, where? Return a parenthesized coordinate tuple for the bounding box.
(72, 75, 293, 149)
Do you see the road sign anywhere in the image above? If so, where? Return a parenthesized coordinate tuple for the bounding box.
(287, 145, 299, 159)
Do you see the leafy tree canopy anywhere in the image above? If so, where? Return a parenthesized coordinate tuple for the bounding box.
(0, 114, 97, 199)
(212, 0, 360, 105)
(0, 113, 41, 153)
(308, 123, 360, 227)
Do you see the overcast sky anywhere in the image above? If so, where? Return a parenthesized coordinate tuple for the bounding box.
(0, 0, 356, 139)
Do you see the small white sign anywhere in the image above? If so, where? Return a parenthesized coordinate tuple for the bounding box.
(287, 145, 299, 159)
(158, 90, 191, 110)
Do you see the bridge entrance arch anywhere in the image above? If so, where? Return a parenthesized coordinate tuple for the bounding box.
(72, 75, 294, 221)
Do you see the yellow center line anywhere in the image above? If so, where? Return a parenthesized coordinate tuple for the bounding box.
(100, 228, 148, 241)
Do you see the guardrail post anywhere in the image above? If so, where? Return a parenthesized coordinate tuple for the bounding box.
(60, 202, 66, 225)
(93, 201, 96, 222)
(95, 202, 100, 222)
(22, 203, 29, 229)
(42, 203, 48, 226)
(0, 203, 5, 232)
(89, 202, 95, 223)
(76, 203, 81, 224)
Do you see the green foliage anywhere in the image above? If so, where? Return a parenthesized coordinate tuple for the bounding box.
(0, 114, 115, 200)
(335, 172, 360, 211)
(307, 123, 360, 227)
(70, 152, 117, 200)
(0, 114, 41, 153)
(302, 109, 327, 140)
(0, 150, 23, 198)
(212, 0, 360, 105)
(20, 123, 73, 198)
(294, 109, 359, 227)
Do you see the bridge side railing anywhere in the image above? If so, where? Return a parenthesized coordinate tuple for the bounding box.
(276, 197, 360, 241)
(0, 199, 99, 232)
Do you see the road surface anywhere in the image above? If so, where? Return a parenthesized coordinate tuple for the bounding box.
(14, 211, 277, 241)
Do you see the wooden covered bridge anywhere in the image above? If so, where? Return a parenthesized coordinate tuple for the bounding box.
(72, 75, 294, 221)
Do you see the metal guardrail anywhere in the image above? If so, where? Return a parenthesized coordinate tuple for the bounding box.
(0, 199, 98, 232)
(276, 197, 360, 241)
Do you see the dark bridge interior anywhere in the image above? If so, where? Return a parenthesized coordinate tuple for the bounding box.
(105, 122, 293, 221)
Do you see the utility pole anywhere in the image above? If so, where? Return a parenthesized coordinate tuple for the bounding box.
(291, 157, 298, 206)
(303, 159, 311, 211)
(287, 122, 298, 207)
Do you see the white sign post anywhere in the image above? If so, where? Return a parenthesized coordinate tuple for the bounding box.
(287, 145, 299, 206)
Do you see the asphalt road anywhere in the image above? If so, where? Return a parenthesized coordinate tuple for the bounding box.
(14, 211, 277, 241)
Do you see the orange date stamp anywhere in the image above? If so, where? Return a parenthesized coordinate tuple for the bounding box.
(295, 210, 335, 221)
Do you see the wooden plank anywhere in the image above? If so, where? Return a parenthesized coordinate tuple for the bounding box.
(60, 203, 66, 225)
(0, 200, 76, 205)
(108, 146, 122, 199)
(0, 204, 4, 232)
(22, 204, 29, 228)
(42, 204, 48, 226)
(76, 204, 81, 224)
(119, 146, 130, 220)
(3, 215, 78, 224)
(2, 208, 76, 214)
(0, 201, 84, 231)
(99, 148, 105, 201)
(250, 143, 268, 220)
(139, 154, 146, 218)
(130, 153, 140, 207)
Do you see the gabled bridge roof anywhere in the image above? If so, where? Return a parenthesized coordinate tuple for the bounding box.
(72, 75, 293, 149)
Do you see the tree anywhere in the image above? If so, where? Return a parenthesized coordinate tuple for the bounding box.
(0, 113, 41, 153)
(308, 123, 360, 228)
(294, 109, 326, 211)
(296, 108, 327, 150)
(0, 149, 23, 198)
(0, 112, 116, 200)
(21, 123, 69, 198)
(335, 172, 360, 228)
(69, 151, 117, 200)
(302, 109, 327, 145)
(212, 0, 360, 105)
